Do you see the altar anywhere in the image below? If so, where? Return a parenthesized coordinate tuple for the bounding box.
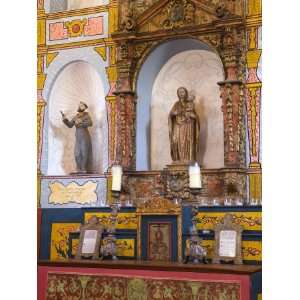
(38, 260, 262, 300)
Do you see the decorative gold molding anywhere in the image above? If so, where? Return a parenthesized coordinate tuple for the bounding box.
(46, 52, 59, 68)
(37, 169, 42, 208)
(46, 6, 109, 20)
(94, 46, 107, 61)
(136, 197, 181, 215)
(248, 27, 257, 50)
(246, 16, 262, 27)
(108, 5, 118, 34)
(37, 74, 47, 90)
(247, 0, 262, 17)
(106, 95, 116, 164)
(47, 39, 106, 51)
(249, 172, 262, 201)
(106, 66, 117, 82)
(246, 49, 261, 69)
(37, 18, 46, 46)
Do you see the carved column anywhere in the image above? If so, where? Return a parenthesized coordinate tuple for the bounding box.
(218, 27, 246, 168)
(245, 1, 262, 201)
(113, 41, 136, 170)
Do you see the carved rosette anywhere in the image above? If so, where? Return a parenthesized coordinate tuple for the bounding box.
(163, 169, 190, 201)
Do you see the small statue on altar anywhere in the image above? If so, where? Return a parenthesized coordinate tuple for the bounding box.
(100, 228, 118, 260)
(184, 228, 208, 264)
(168, 87, 200, 164)
(61, 101, 93, 174)
(184, 206, 208, 264)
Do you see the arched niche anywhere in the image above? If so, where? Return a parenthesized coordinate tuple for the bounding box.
(136, 38, 225, 171)
(47, 61, 108, 175)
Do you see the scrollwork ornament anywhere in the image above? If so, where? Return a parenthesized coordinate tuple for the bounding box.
(121, 1, 137, 32)
(162, 0, 196, 29)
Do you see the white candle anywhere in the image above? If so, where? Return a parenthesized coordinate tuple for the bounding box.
(189, 163, 202, 189)
(112, 165, 123, 191)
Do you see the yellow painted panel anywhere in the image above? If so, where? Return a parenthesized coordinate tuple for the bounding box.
(196, 212, 262, 231)
(70, 238, 135, 257)
(242, 240, 262, 261)
(85, 212, 137, 230)
(37, 18, 46, 46)
(258, 293, 262, 300)
(50, 223, 80, 261)
(248, 0, 262, 16)
(37, 73, 47, 90)
(193, 240, 262, 261)
(115, 239, 135, 257)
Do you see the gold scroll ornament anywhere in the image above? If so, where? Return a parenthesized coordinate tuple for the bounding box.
(49, 181, 98, 205)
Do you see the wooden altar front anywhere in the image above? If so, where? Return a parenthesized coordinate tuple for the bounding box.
(38, 260, 262, 300)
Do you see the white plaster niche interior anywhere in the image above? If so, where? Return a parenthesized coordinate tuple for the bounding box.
(50, 0, 105, 12)
(151, 50, 225, 170)
(47, 61, 107, 175)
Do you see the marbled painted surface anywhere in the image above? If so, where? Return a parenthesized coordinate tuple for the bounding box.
(40, 176, 107, 208)
(47, 61, 108, 175)
(151, 50, 224, 169)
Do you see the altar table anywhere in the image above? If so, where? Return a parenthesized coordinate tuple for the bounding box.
(38, 260, 261, 299)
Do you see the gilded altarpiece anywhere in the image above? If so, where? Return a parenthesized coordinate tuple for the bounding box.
(37, 0, 262, 204)
(110, 0, 256, 204)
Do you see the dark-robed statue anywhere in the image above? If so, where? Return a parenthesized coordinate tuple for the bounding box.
(61, 101, 93, 174)
(168, 87, 200, 164)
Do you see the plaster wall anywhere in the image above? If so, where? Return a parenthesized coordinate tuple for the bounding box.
(47, 61, 107, 175)
(68, 0, 105, 10)
(49, 0, 108, 12)
(151, 50, 224, 170)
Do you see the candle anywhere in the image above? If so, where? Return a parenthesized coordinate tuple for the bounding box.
(189, 163, 202, 189)
(111, 165, 123, 191)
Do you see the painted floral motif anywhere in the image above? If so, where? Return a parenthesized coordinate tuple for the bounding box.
(50, 223, 80, 260)
(196, 213, 262, 231)
(85, 212, 138, 229)
(46, 274, 241, 300)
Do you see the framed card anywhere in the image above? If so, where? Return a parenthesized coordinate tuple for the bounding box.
(212, 214, 243, 264)
(75, 216, 103, 260)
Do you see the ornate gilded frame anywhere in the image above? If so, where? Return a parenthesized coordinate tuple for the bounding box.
(75, 216, 103, 260)
(212, 214, 243, 265)
(136, 197, 182, 262)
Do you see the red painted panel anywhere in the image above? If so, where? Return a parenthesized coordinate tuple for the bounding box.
(38, 266, 250, 300)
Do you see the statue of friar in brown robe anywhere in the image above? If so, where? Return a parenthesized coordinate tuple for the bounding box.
(61, 101, 93, 173)
(168, 87, 200, 164)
